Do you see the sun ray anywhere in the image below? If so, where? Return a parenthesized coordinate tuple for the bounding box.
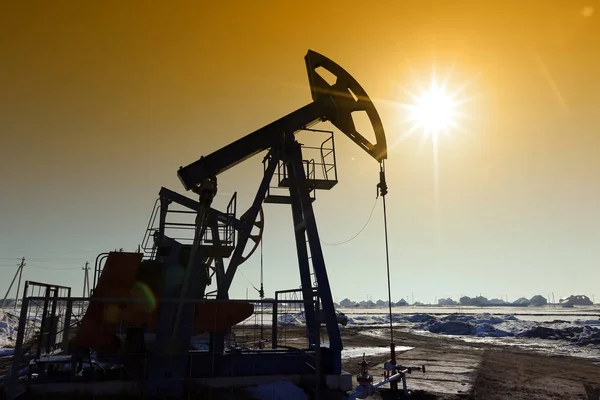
(390, 122, 421, 151)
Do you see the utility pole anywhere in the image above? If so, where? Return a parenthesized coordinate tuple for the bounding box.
(82, 261, 90, 298)
(14, 257, 24, 309)
(1, 257, 25, 309)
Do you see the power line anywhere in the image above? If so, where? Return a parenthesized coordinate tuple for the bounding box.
(27, 264, 80, 271)
(320, 197, 379, 246)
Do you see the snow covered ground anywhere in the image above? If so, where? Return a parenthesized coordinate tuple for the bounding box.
(240, 305, 600, 359)
(0, 308, 23, 356)
(2, 305, 599, 361)
(0, 306, 71, 357)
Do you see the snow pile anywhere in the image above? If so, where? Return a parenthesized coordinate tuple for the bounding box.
(0, 308, 45, 354)
(345, 313, 413, 325)
(278, 312, 306, 326)
(0, 348, 14, 357)
(276, 311, 600, 346)
(411, 313, 600, 346)
(0, 309, 20, 349)
(246, 380, 308, 400)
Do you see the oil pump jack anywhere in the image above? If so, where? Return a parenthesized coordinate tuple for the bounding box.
(58, 50, 388, 400)
(140, 49, 388, 397)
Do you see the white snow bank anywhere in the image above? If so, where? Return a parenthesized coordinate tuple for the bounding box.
(342, 346, 413, 359)
(411, 313, 600, 346)
(246, 380, 307, 400)
(0, 348, 14, 357)
(256, 310, 600, 347)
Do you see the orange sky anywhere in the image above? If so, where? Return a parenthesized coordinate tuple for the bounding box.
(1, 1, 599, 302)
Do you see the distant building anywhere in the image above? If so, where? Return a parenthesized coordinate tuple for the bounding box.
(438, 298, 458, 306)
(376, 299, 388, 307)
(395, 299, 408, 307)
(560, 295, 593, 306)
(512, 297, 531, 306)
(529, 295, 548, 306)
(459, 296, 490, 306)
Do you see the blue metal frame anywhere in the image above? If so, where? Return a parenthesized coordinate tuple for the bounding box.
(145, 49, 387, 390)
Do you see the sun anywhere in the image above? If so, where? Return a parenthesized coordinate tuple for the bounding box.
(390, 66, 475, 151)
(406, 80, 459, 138)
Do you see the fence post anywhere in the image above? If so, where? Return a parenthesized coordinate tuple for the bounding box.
(48, 288, 59, 352)
(271, 301, 278, 349)
(36, 287, 51, 359)
(62, 297, 73, 352)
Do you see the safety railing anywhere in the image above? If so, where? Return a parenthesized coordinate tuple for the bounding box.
(8, 296, 318, 379)
(319, 133, 338, 182)
(138, 192, 238, 262)
(140, 198, 161, 258)
(264, 129, 338, 204)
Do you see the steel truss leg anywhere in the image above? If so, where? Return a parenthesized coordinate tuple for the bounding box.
(289, 183, 319, 348)
(285, 137, 343, 373)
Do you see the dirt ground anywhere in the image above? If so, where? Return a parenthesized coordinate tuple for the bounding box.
(335, 326, 600, 400)
(2, 326, 600, 399)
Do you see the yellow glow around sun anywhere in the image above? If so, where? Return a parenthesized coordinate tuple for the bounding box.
(407, 80, 459, 138)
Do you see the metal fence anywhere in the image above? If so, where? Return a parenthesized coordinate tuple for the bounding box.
(5, 293, 326, 399)
(10, 296, 315, 364)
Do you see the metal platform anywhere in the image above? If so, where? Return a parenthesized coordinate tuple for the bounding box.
(264, 194, 316, 204)
(278, 177, 338, 190)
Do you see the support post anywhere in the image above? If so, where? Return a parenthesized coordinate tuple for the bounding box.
(272, 301, 278, 349)
(36, 286, 51, 359)
(48, 288, 59, 352)
(288, 176, 318, 348)
(62, 297, 73, 352)
(285, 135, 342, 373)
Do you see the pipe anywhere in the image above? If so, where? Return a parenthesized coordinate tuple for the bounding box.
(373, 371, 406, 388)
(348, 371, 406, 399)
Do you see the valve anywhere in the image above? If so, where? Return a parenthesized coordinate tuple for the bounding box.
(356, 353, 373, 385)
(258, 284, 265, 299)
